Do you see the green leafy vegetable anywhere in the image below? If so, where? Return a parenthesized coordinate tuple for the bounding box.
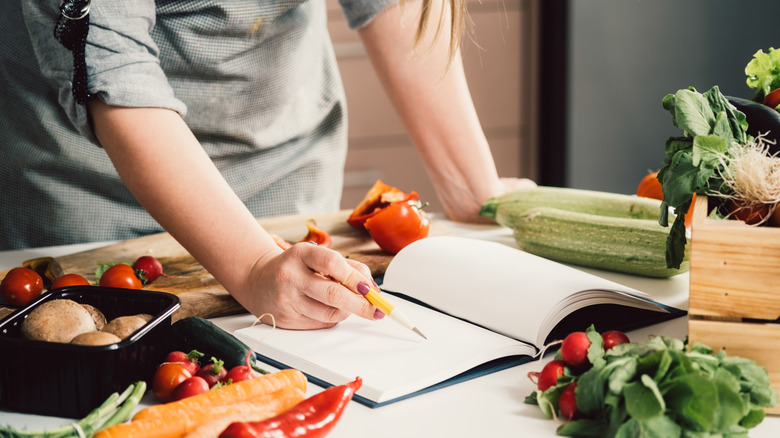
(525, 326, 777, 437)
(657, 86, 750, 269)
(745, 47, 780, 102)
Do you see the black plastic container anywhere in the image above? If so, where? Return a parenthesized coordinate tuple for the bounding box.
(0, 286, 180, 418)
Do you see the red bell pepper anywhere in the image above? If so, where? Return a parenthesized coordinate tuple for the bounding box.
(346, 180, 418, 230)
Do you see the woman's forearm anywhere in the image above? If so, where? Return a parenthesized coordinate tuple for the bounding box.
(358, 0, 503, 221)
(87, 100, 278, 295)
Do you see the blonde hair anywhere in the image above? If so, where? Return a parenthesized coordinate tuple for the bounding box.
(411, 0, 466, 64)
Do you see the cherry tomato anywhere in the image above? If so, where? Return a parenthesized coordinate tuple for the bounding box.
(165, 350, 203, 376)
(0, 267, 44, 307)
(132, 255, 165, 285)
(99, 264, 142, 289)
(364, 200, 430, 255)
(172, 376, 210, 401)
(51, 273, 90, 290)
(153, 362, 193, 403)
(602, 331, 630, 351)
(763, 88, 780, 109)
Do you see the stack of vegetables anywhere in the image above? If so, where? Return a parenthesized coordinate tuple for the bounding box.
(658, 47, 780, 270)
(525, 326, 778, 437)
(0, 317, 361, 438)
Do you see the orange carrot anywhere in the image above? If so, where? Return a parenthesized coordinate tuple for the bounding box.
(132, 368, 306, 422)
(182, 392, 304, 438)
(95, 386, 306, 438)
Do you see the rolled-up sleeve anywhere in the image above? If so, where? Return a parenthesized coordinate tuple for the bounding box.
(22, 1, 186, 143)
(338, 0, 399, 29)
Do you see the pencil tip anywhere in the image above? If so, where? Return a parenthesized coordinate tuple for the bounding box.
(413, 327, 427, 340)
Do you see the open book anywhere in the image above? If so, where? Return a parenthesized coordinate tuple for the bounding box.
(234, 236, 685, 407)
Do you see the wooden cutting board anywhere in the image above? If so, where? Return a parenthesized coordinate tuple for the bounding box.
(0, 210, 448, 321)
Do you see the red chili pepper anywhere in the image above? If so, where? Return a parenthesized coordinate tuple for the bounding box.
(218, 377, 362, 438)
(297, 219, 332, 248)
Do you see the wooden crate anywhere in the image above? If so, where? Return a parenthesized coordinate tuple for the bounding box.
(687, 195, 780, 415)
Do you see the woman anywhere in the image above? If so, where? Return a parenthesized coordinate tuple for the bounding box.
(0, 0, 533, 329)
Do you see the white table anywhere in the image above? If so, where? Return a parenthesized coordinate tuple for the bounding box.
(1, 220, 777, 437)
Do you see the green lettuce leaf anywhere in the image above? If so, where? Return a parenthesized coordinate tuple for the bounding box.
(745, 47, 780, 101)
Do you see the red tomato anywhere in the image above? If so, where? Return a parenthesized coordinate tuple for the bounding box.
(763, 88, 780, 109)
(364, 200, 430, 255)
(560, 331, 591, 369)
(537, 359, 566, 391)
(172, 376, 210, 401)
(602, 331, 630, 351)
(99, 264, 142, 290)
(558, 382, 581, 421)
(0, 268, 44, 307)
(153, 362, 192, 403)
(51, 273, 90, 290)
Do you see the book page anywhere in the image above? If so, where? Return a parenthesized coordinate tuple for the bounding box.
(380, 236, 666, 347)
(234, 295, 536, 404)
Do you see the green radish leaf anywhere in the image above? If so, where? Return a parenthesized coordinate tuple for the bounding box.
(556, 419, 608, 437)
(624, 375, 665, 421)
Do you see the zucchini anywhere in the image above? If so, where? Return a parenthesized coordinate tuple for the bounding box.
(480, 187, 688, 278)
(166, 317, 268, 374)
(480, 186, 662, 229)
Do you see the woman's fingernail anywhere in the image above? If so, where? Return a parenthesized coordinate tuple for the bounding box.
(373, 308, 385, 319)
(356, 281, 370, 295)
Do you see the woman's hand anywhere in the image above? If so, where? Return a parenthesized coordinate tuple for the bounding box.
(233, 242, 383, 330)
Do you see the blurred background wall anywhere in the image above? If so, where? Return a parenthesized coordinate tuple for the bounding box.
(564, 0, 780, 194)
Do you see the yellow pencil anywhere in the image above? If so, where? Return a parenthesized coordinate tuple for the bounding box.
(361, 285, 427, 340)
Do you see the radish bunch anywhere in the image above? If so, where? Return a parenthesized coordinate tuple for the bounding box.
(527, 326, 629, 421)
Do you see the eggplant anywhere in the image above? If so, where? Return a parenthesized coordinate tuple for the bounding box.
(727, 96, 780, 154)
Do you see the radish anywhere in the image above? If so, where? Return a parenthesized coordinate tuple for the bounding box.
(133, 255, 166, 285)
(602, 331, 629, 351)
(165, 350, 203, 376)
(560, 331, 591, 368)
(197, 357, 227, 388)
(222, 350, 259, 384)
(558, 382, 581, 420)
(535, 359, 566, 391)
